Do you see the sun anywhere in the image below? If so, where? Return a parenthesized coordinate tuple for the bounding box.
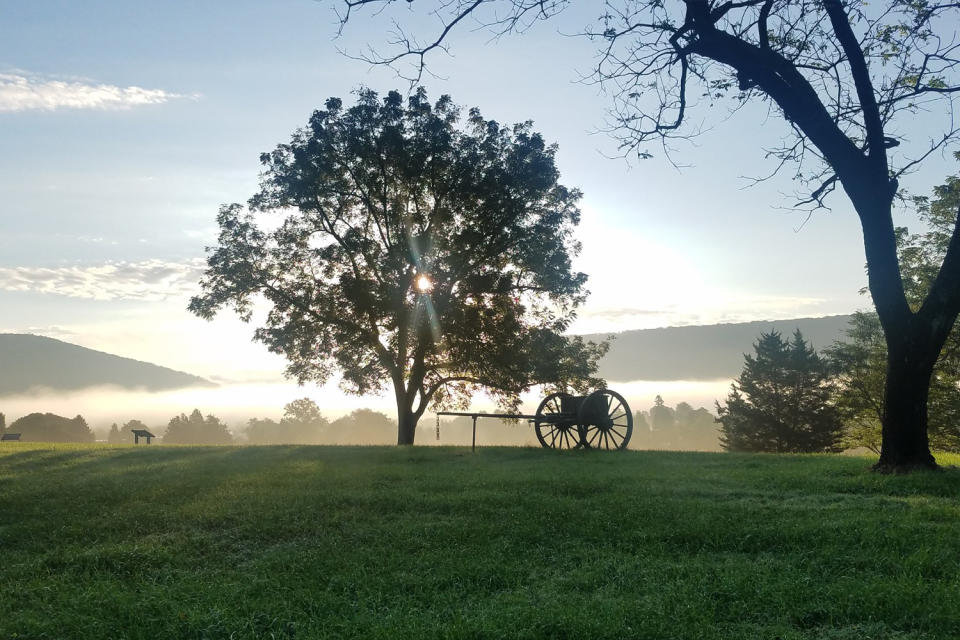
(415, 274, 433, 293)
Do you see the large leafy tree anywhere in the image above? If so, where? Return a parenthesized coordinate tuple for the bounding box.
(190, 89, 605, 445)
(336, 0, 960, 469)
(717, 330, 843, 452)
(828, 167, 960, 452)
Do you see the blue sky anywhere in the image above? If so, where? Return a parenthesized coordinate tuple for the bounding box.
(0, 0, 954, 407)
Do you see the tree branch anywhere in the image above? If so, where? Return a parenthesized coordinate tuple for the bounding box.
(822, 0, 886, 169)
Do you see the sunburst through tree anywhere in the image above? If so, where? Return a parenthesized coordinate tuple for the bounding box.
(189, 88, 607, 444)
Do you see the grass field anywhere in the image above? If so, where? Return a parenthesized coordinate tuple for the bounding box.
(2, 444, 959, 639)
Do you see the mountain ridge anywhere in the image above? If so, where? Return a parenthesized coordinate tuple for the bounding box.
(0, 315, 855, 396)
(0, 333, 215, 396)
(582, 314, 853, 382)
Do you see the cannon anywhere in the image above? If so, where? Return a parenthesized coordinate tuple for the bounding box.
(435, 389, 633, 450)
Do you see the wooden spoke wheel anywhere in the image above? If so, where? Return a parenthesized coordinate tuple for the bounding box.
(534, 392, 582, 450)
(578, 389, 633, 450)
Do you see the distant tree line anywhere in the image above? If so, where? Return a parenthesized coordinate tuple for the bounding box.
(245, 400, 398, 445)
(2, 413, 95, 443)
(631, 396, 720, 451)
(0, 398, 402, 446)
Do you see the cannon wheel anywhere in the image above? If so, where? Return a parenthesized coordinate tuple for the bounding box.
(534, 392, 582, 449)
(578, 389, 633, 450)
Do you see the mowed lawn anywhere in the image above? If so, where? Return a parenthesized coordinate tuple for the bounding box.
(2, 445, 960, 639)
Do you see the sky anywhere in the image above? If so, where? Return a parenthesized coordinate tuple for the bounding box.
(0, 1, 955, 424)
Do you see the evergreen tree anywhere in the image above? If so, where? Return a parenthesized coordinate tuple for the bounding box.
(718, 330, 843, 453)
(108, 423, 121, 444)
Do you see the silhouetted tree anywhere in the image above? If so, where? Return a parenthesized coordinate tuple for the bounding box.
(190, 88, 606, 445)
(115, 419, 150, 444)
(336, 2, 960, 469)
(108, 423, 121, 443)
(10, 412, 94, 443)
(674, 402, 695, 428)
(0, 412, 5, 436)
(828, 174, 960, 452)
(634, 410, 650, 432)
(163, 409, 233, 445)
(327, 409, 397, 445)
(830, 311, 960, 453)
(245, 418, 280, 444)
(283, 398, 324, 426)
(649, 395, 675, 431)
(631, 400, 720, 450)
(718, 330, 843, 453)
(246, 398, 330, 444)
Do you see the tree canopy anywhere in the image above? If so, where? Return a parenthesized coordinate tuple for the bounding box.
(327, 409, 398, 445)
(246, 398, 330, 445)
(163, 409, 233, 445)
(718, 330, 843, 452)
(107, 419, 150, 444)
(190, 88, 606, 444)
(9, 413, 94, 443)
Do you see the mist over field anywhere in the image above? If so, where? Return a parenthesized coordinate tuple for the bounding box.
(0, 315, 843, 445)
(0, 378, 729, 448)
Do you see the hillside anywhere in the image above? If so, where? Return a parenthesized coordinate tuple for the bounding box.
(585, 314, 853, 382)
(0, 334, 215, 396)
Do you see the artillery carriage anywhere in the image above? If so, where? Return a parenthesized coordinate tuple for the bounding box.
(436, 388, 633, 450)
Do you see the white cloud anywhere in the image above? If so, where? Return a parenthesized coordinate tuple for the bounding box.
(0, 259, 205, 301)
(0, 73, 186, 112)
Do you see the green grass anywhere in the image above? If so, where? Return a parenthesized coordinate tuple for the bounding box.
(2, 444, 960, 639)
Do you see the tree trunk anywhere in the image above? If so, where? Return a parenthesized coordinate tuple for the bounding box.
(875, 327, 938, 471)
(845, 183, 939, 471)
(397, 406, 418, 446)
